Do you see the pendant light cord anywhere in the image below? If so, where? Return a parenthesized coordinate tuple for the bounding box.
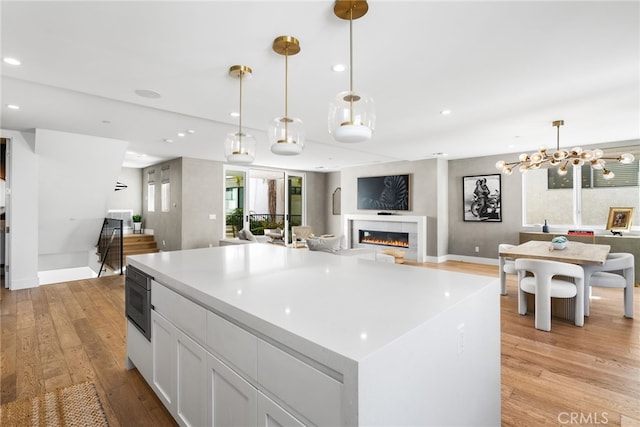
(285, 47, 289, 138)
(349, 5, 354, 124)
(238, 70, 243, 149)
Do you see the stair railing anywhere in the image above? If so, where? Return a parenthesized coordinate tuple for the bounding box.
(96, 218, 124, 276)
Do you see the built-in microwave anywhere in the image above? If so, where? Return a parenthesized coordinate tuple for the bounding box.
(125, 265, 152, 341)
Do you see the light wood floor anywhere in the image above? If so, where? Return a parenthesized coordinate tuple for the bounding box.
(1, 261, 638, 426)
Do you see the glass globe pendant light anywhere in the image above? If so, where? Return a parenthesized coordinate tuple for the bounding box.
(329, 0, 375, 143)
(269, 36, 304, 156)
(225, 65, 256, 164)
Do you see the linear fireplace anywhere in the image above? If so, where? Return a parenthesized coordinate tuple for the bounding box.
(344, 214, 427, 262)
(359, 230, 409, 248)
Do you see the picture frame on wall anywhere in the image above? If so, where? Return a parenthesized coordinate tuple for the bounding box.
(463, 174, 502, 222)
(606, 207, 634, 232)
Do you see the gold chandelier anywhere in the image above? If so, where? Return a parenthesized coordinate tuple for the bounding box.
(496, 120, 635, 179)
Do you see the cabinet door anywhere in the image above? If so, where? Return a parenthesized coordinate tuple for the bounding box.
(257, 392, 305, 427)
(151, 311, 176, 412)
(207, 352, 257, 427)
(176, 329, 208, 427)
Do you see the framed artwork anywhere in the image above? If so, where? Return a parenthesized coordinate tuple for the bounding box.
(463, 174, 502, 222)
(606, 207, 634, 232)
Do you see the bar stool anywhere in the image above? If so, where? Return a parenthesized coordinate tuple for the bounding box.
(582, 253, 634, 318)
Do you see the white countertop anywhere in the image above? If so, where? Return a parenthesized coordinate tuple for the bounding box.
(128, 244, 497, 363)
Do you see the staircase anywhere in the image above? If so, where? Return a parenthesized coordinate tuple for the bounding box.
(124, 234, 159, 260)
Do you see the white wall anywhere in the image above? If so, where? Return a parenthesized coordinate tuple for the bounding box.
(35, 129, 128, 272)
(107, 167, 142, 216)
(2, 130, 39, 289)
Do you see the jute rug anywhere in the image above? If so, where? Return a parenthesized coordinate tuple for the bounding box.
(0, 381, 109, 426)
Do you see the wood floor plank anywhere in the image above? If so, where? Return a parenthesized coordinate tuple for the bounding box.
(1, 261, 638, 426)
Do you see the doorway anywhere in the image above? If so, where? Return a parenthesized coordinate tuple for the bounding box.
(224, 166, 305, 244)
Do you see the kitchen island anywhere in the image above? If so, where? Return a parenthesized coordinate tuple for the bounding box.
(126, 244, 500, 426)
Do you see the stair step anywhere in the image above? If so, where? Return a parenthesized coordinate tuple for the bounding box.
(124, 242, 158, 250)
(123, 234, 156, 244)
(121, 234, 159, 257)
(125, 248, 160, 256)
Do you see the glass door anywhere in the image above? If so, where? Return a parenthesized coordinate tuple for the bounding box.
(248, 169, 285, 237)
(224, 169, 246, 237)
(224, 167, 305, 245)
(286, 173, 305, 244)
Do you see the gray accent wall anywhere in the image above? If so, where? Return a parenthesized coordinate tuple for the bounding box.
(182, 158, 224, 249)
(143, 158, 183, 251)
(340, 158, 446, 258)
(448, 154, 523, 260)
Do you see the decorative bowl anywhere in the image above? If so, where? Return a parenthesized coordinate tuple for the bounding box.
(551, 236, 568, 250)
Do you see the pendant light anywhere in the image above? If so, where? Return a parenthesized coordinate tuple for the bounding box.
(225, 65, 256, 164)
(269, 36, 304, 156)
(329, 0, 375, 143)
(496, 120, 635, 179)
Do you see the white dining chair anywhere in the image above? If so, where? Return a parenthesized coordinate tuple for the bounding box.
(582, 253, 634, 318)
(515, 258, 584, 332)
(498, 243, 517, 295)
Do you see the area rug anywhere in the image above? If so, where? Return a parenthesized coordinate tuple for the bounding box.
(0, 381, 109, 426)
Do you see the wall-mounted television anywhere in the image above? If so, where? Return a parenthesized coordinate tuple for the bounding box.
(357, 174, 410, 211)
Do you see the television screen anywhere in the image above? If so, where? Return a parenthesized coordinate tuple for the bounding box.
(357, 174, 410, 211)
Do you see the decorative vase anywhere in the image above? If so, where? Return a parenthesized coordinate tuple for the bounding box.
(542, 220, 549, 233)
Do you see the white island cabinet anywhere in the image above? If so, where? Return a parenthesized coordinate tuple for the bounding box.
(126, 244, 501, 426)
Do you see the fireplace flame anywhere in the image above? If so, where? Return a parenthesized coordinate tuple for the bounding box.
(360, 237, 409, 248)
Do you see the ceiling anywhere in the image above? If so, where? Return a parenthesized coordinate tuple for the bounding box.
(1, 1, 638, 171)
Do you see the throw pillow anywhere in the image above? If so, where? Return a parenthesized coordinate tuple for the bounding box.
(237, 229, 248, 240)
(307, 236, 341, 253)
(244, 229, 257, 241)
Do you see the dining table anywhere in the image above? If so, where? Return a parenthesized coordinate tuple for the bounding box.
(499, 239, 611, 320)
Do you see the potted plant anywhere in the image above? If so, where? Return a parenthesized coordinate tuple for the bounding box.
(132, 214, 142, 234)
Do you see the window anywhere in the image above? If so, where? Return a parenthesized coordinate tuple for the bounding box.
(147, 170, 156, 212)
(161, 166, 170, 212)
(524, 145, 639, 229)
(161, 183, 170, 212)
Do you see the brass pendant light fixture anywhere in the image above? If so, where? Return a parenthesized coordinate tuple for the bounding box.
(225, 65, 256, 164)
(269, 36, 304, 156)
(329, 0, 375, 143)
(496, 120, 635, 179)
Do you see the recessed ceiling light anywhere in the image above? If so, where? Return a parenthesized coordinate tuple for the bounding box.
(230, 112, 240, 118)
(6, 104, 20, 110)
(177, 132, 185, 137)
(3, 57, 21, 66)
(186, 129, 195, 134)
(331, 64, 346, 72)
(102, 120, 111, 124)
(163, 138, 174, 143)
(135, 89, 161, 99)
(440, 109, 451, 115)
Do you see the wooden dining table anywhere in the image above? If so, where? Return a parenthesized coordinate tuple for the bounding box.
(499, 240, 611, 320)
(500, 240, 611, 265)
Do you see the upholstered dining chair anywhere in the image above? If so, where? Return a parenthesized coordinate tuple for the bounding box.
(498, 243, 517, 295)
(514, 258, 584, 332)
(582, 253, 634, 318)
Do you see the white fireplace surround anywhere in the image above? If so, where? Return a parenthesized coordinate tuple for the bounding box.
(344, 214, 427, 262)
